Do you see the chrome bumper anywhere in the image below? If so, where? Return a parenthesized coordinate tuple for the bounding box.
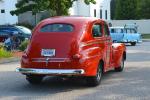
(16, 68, 85, 75)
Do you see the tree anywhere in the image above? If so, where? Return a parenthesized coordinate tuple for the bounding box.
(10, 0, 96, 16)
(114, 0, 138, 20)
(110, 0, 116, 19)
(137, 0, 150, 19)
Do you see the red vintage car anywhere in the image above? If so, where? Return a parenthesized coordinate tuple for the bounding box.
(16, 16, 126, 86)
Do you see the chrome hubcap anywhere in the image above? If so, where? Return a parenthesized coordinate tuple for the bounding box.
(121, 59, 124, 69)
(97, 65, 102, 81)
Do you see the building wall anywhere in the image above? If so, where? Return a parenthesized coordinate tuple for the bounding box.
(100, 0, 111, 20)
(18, 11, 50, 26)
(109, 20, 150, 34)
(70, 0, 111, 20)
(69, 1, 90, 17)
(0, 0, 5, 25)
(89, 0, 101, 18)
(0, 0, 18, 25)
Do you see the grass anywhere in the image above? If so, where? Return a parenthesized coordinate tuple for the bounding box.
(0, 47, 12, 59)
(142, 34, 150, 39)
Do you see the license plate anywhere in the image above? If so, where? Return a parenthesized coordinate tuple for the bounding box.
(41, 49, 55, 57)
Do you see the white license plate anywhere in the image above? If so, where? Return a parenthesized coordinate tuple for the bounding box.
(41, 49, 55, 57)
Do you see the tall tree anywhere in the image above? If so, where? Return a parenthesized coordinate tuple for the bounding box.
(137, 0, 150, 19)
(114, 0, 138, 20)
(110, 0, 116, 19)
(10, 0, 96, 16)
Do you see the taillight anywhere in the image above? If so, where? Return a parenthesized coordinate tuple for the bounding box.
(72, 54, 81, 59)
(22, 52, 28, 59)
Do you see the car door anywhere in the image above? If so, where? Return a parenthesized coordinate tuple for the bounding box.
(91, 21, 108, 68)
(103, 23, 112, 68)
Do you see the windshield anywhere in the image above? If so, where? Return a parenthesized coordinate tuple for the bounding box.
(40, 23, 74, 33)
(16, 26, 31, 34)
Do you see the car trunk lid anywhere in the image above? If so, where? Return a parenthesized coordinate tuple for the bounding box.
(27, 32, 75, 59)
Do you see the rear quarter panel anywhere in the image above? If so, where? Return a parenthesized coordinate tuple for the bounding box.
(112, 43, 126, 67)
(79, 40, 105, 76)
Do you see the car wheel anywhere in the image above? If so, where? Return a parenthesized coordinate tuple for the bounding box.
(115, 57, 124, 72)
(26, 75, 44, 85)
(131, 42, 136, 46)
(86, 62, 103, 86)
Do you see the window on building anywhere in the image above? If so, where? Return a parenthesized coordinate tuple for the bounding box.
(94, 9, 96, 17)
(1, 9, 5, 13)
(100, 9, 102, 19)
(105, 10, 107, 20)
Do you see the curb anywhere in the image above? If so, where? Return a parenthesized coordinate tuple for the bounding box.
(0, 57, 20, 64)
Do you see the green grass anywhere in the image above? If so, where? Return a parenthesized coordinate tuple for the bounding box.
(19, 40, 29, 51)
(142, 34, 150, 39)
(0, 48, 12, 58)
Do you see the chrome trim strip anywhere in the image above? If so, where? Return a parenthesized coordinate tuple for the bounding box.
(80, 41, 103, 47)
(32, 61, 66, 63)
(31, 58, 70, 62)
(83, 55, 100, 60)
(16, 68, 85, 75)
(32, 58, 69, 59)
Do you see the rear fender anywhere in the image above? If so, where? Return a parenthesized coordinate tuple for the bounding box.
(79, 46, 104, 76)
(112, 43, 126, 67)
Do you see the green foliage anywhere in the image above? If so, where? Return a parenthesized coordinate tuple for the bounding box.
(142, 34, 150, 39)
(11, 0, 96, 16)
(110, 0, 116, 19)
(115, 0, 138, 20)
(19, 40, 29, 51)
(0, 47, 12, 58)
(136, 0, 150, 19)
(113, 0, 150, 19)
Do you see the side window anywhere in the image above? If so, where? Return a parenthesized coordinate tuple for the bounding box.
(92, 24, 102, 37)
(111, 29, 115, 33)
(104, 24, 110, 37)
(9, 28, 19, 32)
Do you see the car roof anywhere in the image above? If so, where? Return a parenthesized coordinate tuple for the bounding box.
(40, 16, 104, 25)
(110, 26, 124, 29)
(0, 25, 14, 27)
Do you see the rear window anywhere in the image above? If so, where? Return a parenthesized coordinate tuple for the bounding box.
(40, 23, 74, 32)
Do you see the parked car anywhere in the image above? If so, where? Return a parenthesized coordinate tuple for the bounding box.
(0, 30, 12, 42)
(110, 24, 142, 46)
(16, 16, 126, 86)
(0, 25, 31, 42)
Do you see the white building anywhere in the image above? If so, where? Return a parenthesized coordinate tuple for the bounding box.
(0, 0, 18, 25)
(70, 0, 111, 20)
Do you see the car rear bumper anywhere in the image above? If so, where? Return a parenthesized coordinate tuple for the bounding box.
(16, 68, 85, 75)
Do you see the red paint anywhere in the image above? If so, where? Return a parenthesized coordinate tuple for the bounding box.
(21, 16, 126, 76)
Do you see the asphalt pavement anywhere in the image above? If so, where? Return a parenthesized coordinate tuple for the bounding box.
(0, 42, 150, 100)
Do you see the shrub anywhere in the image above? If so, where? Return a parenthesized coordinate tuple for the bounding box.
(19, 40, 29, 51)
(0, 47, 12, 58)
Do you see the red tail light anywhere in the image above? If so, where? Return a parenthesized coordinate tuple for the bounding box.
(72, 54, 81, 59)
